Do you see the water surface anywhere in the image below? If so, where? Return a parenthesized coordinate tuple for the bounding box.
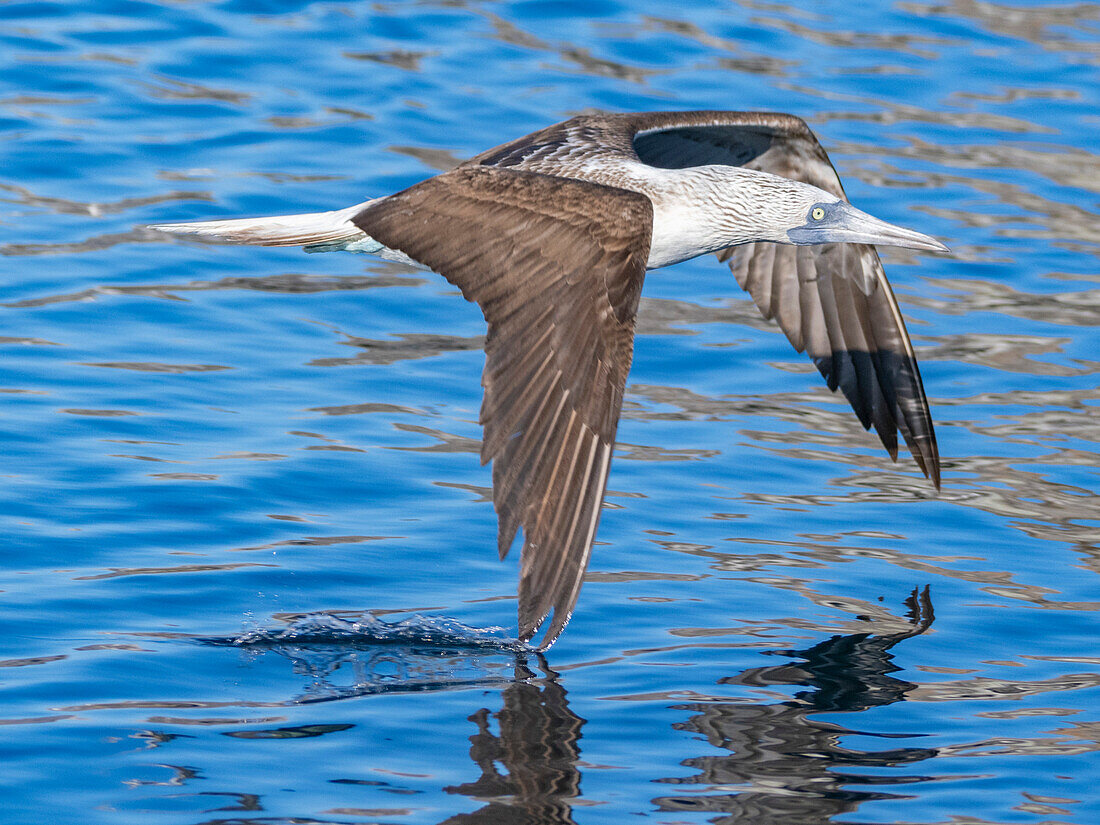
(1, 1, 1099, 823)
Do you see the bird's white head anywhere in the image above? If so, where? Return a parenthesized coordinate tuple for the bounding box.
(644, 165, 947, 270)
(713, 167, 948, 253)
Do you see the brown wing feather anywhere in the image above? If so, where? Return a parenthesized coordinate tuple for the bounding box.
(630, 112, 939, 486)
(352, 166, 653, 647)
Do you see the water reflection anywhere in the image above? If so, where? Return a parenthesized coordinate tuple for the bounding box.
(434, 589, 935, 824)
(653, 587, 937, 823)
(442, 658, 583, 825)
(129, 591, 938, 823)
(900, 0, 1100, 57)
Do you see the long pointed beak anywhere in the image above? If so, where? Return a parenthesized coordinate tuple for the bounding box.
(788, 202, 949, 253)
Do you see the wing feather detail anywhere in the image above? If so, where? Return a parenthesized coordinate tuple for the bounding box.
(352, 166, 653, 646)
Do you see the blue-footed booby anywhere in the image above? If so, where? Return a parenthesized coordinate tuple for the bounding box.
(150, 111, 946, 648)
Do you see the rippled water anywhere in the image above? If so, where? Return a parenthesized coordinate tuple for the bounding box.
(2, 1, 1099, 823)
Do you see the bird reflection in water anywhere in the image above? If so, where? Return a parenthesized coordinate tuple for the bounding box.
(443, 587, 936, 825)
(441, 658, 582, 825)
(210, 590, 937, 823)
(653, 586, 937, 824)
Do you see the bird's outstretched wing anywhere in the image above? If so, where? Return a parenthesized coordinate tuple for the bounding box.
(628, 112, 939, 486)
(353, 166, 653, 647)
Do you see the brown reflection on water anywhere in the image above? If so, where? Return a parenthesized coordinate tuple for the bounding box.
(3, 269, 425, 307)
(0, 182, 211, 219)
(309, 331, 485, 368)
(344, 49, 436, 72)
(921, 333, 1099, 375)
(480, 11, 554, 52)
(751, 434, 1100, 555)
(900, 0, 1100, 61)
(751, 13, 958, 58)
(697, 531, 1100, 619)
(800, 89, 1054, 134)
(139, 74, 251, 105)
(474, 9, 664, 85)
(388, 144, 465, 172)
(640, 16, 797, 77)
(229, 534, 393, 553)
(557, 47, 663, 84)
(857, 135, 1100, 194)
(73, 562, 277, 581)
(911, 277, 1100, 327)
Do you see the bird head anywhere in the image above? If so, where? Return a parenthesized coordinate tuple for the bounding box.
(706, 168, 948, 253)
(785, 195, 948, 252)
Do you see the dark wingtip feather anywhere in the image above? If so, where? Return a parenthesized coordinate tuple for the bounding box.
(911, 431, 941, 490)
(814, 348, 940, 488)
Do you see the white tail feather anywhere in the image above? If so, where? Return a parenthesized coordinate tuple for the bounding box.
(148, 200, 376, 249)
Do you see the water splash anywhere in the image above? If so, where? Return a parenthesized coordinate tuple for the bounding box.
(197, 613, 525, 704)
(206, 612, 521, 653)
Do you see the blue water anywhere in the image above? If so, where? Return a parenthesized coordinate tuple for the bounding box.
(2, 1, 1099, 822)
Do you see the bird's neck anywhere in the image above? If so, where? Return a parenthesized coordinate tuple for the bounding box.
(640, 166, 793, 270)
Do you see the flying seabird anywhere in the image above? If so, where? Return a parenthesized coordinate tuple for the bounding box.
(150, 111, 946, 648)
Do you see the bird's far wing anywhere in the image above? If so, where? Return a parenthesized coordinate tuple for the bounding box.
(353, 166, 653, 647)
(630, 111, 939, 487)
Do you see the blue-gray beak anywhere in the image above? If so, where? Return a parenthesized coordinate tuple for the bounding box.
(788, 202, 949, 253)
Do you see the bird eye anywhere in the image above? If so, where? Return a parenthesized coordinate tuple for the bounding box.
(811, 207, 825, 221)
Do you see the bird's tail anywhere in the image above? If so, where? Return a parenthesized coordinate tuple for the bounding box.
(147, 200, 380, 253)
